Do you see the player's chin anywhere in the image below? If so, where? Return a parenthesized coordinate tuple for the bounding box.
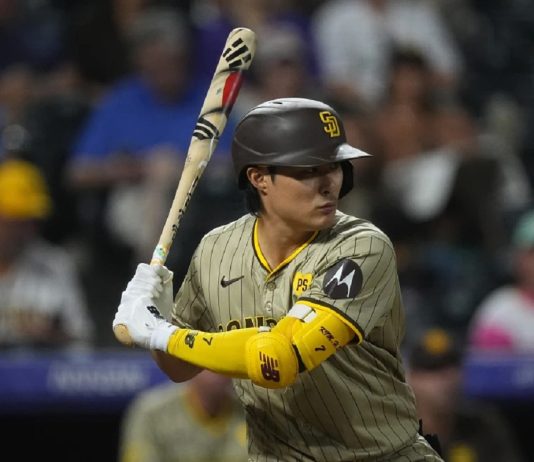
(313, 208, 337, 229)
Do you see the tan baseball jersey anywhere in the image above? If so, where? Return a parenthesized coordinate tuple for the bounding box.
(119, 382, 247, 462)
(171, 211, 441, 461)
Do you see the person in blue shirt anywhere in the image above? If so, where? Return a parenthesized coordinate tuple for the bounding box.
(66, 7, 238, 298)
(67, 7, 236, 254)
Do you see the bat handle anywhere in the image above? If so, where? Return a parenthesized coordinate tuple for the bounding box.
(113, 323, 135, 347)
(150, 244, 168, 267)
(113, 249, 168, 346)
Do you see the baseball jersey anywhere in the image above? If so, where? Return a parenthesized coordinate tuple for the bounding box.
(171, 211, 439, 461)
(0, 238, 93, 348)
(119, 382, 247, 462)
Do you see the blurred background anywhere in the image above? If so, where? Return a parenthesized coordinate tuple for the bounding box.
(0, 0, 533, 460)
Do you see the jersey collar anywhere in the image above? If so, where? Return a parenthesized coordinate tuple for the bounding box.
(252, 219, 318, 279)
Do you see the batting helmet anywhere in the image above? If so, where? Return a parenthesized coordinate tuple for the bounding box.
(232, 98, 371, 198)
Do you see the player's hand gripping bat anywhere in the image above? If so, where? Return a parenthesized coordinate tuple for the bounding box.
(113, 28, 257, 346)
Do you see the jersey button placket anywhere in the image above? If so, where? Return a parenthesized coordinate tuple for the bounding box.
(265, 280, 276, 312)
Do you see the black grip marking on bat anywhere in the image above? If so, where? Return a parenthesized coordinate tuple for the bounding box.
(193, 116, 221, 140)
(222, 36, 252, 69)
(225, 44, 248, 63)
(227, 47, 251, 69)
(223, 38, 243, 57)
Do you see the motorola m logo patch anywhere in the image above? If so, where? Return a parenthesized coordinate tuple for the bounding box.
(322, 259, 363, 299)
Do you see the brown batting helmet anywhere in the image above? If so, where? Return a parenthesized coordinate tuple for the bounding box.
(232, 98, 371, 197)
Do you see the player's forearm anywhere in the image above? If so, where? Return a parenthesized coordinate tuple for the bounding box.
(165, 328, 257, 379)
(164, 325, 301, 388)
(160, 303, 357, 389)
(151, 349, 202, 383)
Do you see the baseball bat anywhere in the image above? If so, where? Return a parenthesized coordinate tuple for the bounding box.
(113, 27, 257, 346)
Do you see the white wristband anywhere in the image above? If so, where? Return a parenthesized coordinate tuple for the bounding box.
(149, 322, 178, 351)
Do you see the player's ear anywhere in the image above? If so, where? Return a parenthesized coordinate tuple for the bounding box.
(246, 166, 269, 193)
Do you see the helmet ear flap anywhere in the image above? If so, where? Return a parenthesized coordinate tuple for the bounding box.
(339, 161, 354, 198)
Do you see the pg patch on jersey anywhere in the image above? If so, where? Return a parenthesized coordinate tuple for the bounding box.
(292, 272, 313, 296)
(322, 259, 363, 299)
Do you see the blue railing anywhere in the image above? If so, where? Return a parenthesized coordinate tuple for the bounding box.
(0, 349, 170, 412)
(1, 349, 534, 412)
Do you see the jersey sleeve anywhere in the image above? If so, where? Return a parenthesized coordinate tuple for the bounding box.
(299, 232, 399, 341)
(171, 247, 214, 332)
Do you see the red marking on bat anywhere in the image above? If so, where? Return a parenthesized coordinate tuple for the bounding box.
(222, 72, 243, 114)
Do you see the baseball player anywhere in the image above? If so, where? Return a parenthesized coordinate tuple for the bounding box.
(114, 98, 444, 461)
(119, 370, 247, 462)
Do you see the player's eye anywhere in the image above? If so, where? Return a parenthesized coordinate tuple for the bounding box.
(329, 163, 340, 172)
(310, 164, 339, 175)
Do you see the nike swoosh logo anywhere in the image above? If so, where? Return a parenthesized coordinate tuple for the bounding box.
(220, 275, 244, 288)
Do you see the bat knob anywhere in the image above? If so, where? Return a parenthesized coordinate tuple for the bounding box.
(113, 324, 135, 347)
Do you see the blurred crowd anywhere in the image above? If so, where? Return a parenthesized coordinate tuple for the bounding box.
(0, 0, 534, 458)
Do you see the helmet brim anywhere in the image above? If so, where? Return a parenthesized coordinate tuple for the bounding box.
(335, 143, 372, 161)
(236, 143, 371, 189)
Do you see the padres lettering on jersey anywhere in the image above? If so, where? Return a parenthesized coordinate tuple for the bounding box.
(171, 212, 427, 461)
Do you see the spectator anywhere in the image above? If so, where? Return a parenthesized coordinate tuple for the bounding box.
(469, 210, 534, 351)
(66, 6, 237, 270)
(384, 47, 436, 111)
(0, 158, 93, 349)
(0, 64, 35, 152)
(118, 370, 248, 462)
(406, 328, 525, 462)
(372, 96, 531, 339)
(64, 0, 141, 92)
(335, 99, 381, 220)
(312, 0, 462, 108)
(191, 0, 315, 82)
(232, 22, 322, 120)
(0, 0, 65, 73)
(22, 78, 92, 245)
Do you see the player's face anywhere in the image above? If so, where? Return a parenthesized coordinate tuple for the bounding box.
(258, 162, 343, 231)
(0, 216, 36, 262)
(408, 366, 462, 413)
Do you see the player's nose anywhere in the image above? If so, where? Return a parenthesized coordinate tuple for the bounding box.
(319, 165, 342, 197)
